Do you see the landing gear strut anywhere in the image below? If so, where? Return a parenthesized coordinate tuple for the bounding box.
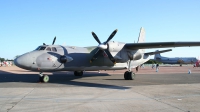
(39, 72, 49, 82)
(124, 60, 135, 80)
(74, 71, 83, 76)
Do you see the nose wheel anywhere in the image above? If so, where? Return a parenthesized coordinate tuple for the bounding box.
(124, 71, 135, 80)
(39, 72, 49, 82)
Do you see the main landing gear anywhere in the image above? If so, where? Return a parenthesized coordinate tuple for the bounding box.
(124, 71, 135, 80)
(39, 72, 49, 83)
(74, 71, 83, 76)
(124, 60, 135, 80)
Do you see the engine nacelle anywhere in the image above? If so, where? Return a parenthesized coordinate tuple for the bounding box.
(107, 41, 126, 61)
(60, 55, 73, 63)
(128, 50, 142, 60)
(108, 41, 125, 52)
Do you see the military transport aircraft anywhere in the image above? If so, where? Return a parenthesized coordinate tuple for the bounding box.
(154, 50, 198, 66)
(14, 27, 200, 82)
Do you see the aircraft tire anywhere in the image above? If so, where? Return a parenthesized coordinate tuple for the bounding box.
(128, 72, 135, 80)
(124, 71, 129, 80)
(74, 71, 83, 76)
(43, 75, 49, 83)
(74, 71, 78, 76)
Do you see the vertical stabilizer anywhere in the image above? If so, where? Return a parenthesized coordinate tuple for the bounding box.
(138, 27, 145, 43)
(138, 27, 145, 53)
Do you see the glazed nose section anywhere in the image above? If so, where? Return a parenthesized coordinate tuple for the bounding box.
(14, 53, 31, 69)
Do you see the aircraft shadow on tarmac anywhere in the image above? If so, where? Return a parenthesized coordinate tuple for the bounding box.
(0, 70, 130, 90)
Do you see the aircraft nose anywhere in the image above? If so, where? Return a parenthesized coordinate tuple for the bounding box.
(14, 53, 31, 69)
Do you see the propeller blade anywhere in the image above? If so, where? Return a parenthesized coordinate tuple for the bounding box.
(105, 29, 118, 44)
(52, 36, 56, 45)
(60, 46, 68, 55)
(92, 32, 101, 44)
(104, 49, 116, 64)
(104, 29, 117, 44)
(43, 43, 46, 45)
(90, 29, 117, 63)
(90, 49, 102, 63)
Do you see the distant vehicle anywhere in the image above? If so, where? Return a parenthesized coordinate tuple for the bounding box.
(195, 60, 200, 67)
(154, 50, 198, 66)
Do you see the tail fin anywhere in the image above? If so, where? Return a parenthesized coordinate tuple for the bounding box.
(154, 50, 162, 60)
(137, 27, 145, 43)
(138, 27, 145, 53)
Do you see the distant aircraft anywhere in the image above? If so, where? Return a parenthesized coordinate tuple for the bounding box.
(14, 27, 200, 82)
(154, 50, 198, 66)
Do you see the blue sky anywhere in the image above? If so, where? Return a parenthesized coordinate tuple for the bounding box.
(0, 0, 200, 59)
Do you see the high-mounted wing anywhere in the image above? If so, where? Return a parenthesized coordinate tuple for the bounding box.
(144, 49, 172, 55)
(125, 42, 200, 49)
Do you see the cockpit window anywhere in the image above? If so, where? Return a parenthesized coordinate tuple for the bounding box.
(35, 46, 46, 50)
(39, 47, 46, 50)
(52, 47, 57, 52)
(35, 46, 40, 50)
(46, 47, 51, 51)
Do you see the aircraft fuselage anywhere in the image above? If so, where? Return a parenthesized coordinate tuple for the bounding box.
(14, 41, 148, 72)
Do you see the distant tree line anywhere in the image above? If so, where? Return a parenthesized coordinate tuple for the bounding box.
(0, 56, 18, 62)
(0, 57, 5, 62)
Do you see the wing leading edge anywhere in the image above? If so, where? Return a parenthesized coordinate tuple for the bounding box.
(125, 42, 200, 50)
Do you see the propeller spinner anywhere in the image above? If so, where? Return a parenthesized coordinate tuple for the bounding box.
(90, 29, 118, 64)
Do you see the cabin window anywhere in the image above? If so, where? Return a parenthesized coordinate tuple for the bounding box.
(52, 47, 57, 52)
(46, 47, 51, 51)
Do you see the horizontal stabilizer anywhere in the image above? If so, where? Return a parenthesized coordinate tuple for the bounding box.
(145, 49, 172, 55)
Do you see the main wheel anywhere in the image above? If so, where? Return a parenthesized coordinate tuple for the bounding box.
(128, 72, 135, 80)
(124, 71, 129, 80)
(74, 71, 78, 76)
(74, 71, 83, 76)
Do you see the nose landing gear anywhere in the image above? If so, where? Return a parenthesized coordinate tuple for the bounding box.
(39, 72, 49, 82)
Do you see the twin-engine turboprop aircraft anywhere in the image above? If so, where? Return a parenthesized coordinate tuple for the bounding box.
(14, 27, 200, 82)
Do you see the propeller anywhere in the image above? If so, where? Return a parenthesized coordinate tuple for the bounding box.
(52, 37, 56, 45)
(90, 29, 118, 64)
(43, 36, 56, 45)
